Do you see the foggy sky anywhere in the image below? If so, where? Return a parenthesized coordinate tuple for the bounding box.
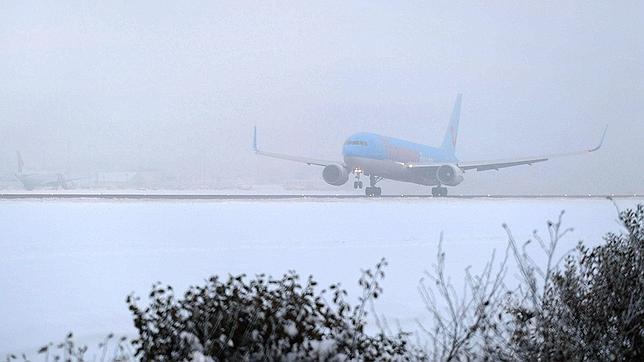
(1, 1, 642, 194)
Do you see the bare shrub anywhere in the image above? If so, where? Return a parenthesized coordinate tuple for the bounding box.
(417, 233, 510, 361)
(4, 332, 132, 362)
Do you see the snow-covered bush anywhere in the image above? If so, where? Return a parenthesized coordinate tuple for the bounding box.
(126, 258, 424, 361)
(417, 204, 644, 361)
(503, 204, 644, 360)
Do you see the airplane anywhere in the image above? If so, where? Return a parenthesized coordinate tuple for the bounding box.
(14, 151, 81, 190)
(253, 94, 606, 196)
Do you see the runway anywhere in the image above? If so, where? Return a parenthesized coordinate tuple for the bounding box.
(0, 193, 636, 200)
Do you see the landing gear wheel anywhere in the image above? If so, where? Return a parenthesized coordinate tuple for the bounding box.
(365, 187, 382, 197)
(364, 175, 383, 197)
(432, 187, 448, 197)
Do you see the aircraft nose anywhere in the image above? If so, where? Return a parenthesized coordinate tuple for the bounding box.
(343, 146, 353, 156)
(342, 144, 359, 157)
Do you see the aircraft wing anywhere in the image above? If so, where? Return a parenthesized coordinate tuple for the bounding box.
(458, 155, 551, 171)
(64, 176, 92, 182)
(38, 175, 89, 187)
(403, 126, 607, 172)
(253, 127, 342, 167)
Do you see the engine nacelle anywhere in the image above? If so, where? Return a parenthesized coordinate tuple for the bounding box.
(322, 164, 349, 186)
(437, 164, 464, 186)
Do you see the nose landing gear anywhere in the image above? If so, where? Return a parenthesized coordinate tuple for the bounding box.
(353, 168, 364, 189)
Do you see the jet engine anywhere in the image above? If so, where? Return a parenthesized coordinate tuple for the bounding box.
(437, 164, 464, 186)
(322, 164, 349, 186)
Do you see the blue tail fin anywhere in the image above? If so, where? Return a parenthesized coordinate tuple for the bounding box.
(440, 94, 462, 157)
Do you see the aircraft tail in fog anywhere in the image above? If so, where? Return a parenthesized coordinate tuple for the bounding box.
(16, 151, 24, 174)
(13, 151, 82, 190)
(439, 93, 462, 157)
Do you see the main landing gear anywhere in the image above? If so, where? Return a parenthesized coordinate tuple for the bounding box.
(365, 175, 383, 197)
(432, 186, 448, 197)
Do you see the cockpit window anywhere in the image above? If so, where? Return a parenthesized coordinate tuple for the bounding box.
(344, 140, 368, 146)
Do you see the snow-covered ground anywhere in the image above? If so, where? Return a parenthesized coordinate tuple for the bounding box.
(0, 197, 641, 355)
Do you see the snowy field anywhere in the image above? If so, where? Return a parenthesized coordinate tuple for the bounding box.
(0, 197, 641, 355)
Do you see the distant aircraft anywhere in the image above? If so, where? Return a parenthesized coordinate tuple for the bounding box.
(254, 94, 606, 196)
(14, 151, 79, 190)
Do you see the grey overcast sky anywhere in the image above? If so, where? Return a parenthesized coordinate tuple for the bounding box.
(1, 1, 642, 194)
